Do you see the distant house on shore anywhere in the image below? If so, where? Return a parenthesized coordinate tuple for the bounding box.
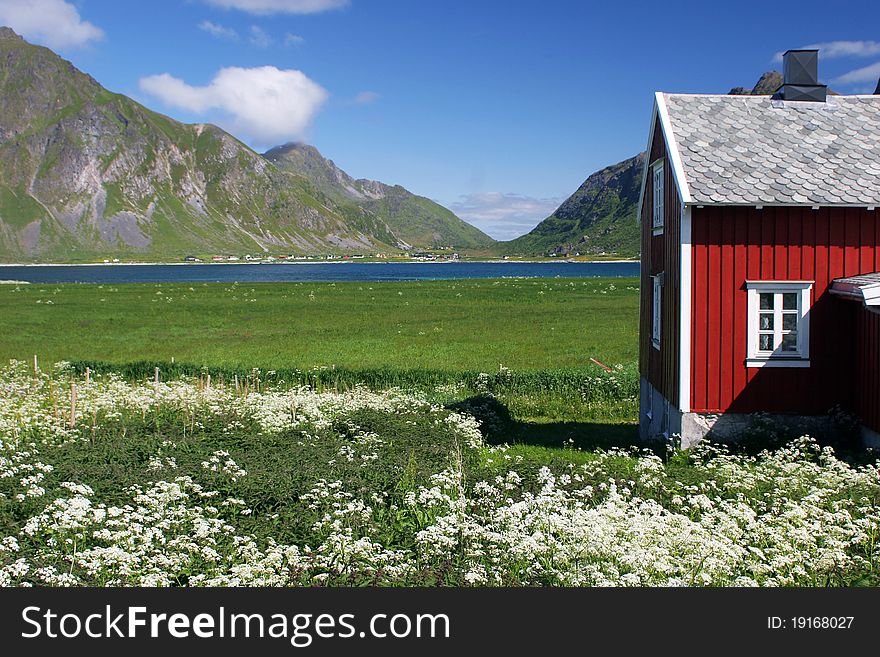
(638, 49, 880, 448)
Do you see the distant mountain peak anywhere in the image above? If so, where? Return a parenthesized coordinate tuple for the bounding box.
(0, 26, 23, 41)
(729, 70, 842, 96)
(729, 71, 783, 95)
(264, 142, 494, 249)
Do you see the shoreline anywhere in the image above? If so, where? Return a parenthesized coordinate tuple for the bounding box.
(0, 259, 640, 267)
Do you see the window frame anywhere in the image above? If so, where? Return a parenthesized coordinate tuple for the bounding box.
(651, 273, 662, 350)
(651, 159, 664, 235)
(745, 280, 813, 368)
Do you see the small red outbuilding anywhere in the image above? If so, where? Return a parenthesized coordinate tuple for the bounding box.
(638, 49, 880, 447)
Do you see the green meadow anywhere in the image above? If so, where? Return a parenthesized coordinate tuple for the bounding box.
(0, 277, 638, 370)
(0, 276, 641, 448)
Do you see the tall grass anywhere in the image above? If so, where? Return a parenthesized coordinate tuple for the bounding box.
(66, 359, 639, 407)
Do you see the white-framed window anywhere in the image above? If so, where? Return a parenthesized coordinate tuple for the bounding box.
(652, 273, 662, 350)
(745, 281, 813, 368)
(651, 160, 664, 234)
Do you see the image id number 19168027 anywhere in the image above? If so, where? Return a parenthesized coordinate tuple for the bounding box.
(768, 617, 854, 630)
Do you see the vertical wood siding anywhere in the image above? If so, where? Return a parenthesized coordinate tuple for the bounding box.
(856, 308, 880, 432)
(690, 206, 880, 414)
(639, 117, 680, 407)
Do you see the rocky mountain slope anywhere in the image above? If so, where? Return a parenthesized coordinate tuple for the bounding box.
(264, 143, 494, 250)
(502, 153, 645, 257)
(0, 28, 488, 261)
(729, 71, 784, 95)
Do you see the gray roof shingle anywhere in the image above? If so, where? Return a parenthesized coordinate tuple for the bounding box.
(831, 272, 880, 307)
(661, 94, 880, 206)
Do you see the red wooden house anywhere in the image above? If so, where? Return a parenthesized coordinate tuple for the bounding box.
(638, 49, 880, 448)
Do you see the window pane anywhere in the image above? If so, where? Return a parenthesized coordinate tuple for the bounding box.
(759, 334, 773, 351)
(759, 293, 774, 310)
(759, 313, 774, 330)
(782, 293, 798, 310)
(781, 333, 798, 352)
(782, 313, 798, 331)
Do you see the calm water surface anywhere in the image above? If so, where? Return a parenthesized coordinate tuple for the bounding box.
(0, 261, 639, 284)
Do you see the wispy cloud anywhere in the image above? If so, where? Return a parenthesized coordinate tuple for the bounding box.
(198, 20, 239, 40)
(139, 66, 329, 147)
(352, 91, 380, 105)
(200, 0, 348, 15)
(0, 0, 103, 49)
(447, 192, 562, 241)
(833, 61, 880, 86)
(284, 33, 305, 46)
(772, 40, 880, 62)
(248, 25, 273, 48)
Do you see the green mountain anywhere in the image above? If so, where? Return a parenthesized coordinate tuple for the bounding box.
(503, 153, 645, 257)
(263, 143, 494, 250)
(0, 27, 488, 262)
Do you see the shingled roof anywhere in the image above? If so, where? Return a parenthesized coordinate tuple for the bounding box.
(831, 273, 880, 308)
(656, 93, 880, 206)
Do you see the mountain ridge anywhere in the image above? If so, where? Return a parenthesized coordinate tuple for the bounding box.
(264, 143, 494, 250)
(0, 28, 490, 261)
(501, 153, 644, 257)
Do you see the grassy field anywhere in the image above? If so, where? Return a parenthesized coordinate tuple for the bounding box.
(0, 277, 639, 370)
(0, 277, 641, 447)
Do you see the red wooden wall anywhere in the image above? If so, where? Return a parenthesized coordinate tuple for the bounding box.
(639, 117, 680, 407)
(855, 308, 880, 432)
(690, 205, 880, 414)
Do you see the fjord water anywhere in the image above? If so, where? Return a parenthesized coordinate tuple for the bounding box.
(0, 261, 639, 284)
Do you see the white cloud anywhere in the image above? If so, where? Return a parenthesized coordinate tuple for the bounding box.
(0, 0, 103, 49)
(833, 61, 880, 86)
(198, 20, 239, 40)
(200, 0, 348, 15)
(447, 192, 562, 241)
(284, 33, 305, 46)
(248, 25, 272, 48)
(352, 90, 380, 105)
(772, 40, 880, 62)
(139, 66, 329, 146)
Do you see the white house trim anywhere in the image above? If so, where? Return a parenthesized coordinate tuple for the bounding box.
(678, 205, 692, 412)
(745, 358, 812, 369)
(637, 93, 693, 226)
(651, 274, 662, 350)
(744, 281, 813, 368)
(655, 92, 692, 205)
(744, 280, 816, 287)
(651, 159, 665, 235)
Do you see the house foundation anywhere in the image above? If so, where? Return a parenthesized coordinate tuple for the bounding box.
(638, 378, 681, 445)
(640, 378, 871, 449)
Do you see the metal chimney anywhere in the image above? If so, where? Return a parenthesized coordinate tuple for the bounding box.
(778, 49, 827, 102)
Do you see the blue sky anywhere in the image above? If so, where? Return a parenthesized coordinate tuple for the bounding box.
(1, 0, 879, 239)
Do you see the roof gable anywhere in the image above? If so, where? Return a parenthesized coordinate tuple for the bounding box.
(636, 93, 693, 220)
(659, 93, 880, 207)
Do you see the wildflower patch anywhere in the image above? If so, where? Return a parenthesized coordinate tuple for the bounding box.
(0, 361, 878, 587)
